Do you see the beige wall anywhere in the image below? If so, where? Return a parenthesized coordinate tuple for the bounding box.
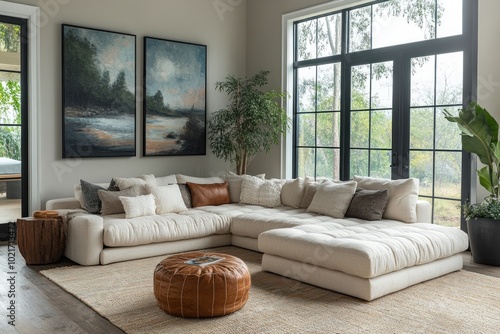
(4, 0, 246, 206)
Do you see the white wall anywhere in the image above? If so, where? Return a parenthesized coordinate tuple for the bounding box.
(6, 0, 246, 206)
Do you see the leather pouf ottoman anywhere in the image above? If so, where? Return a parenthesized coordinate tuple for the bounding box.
(154, 251, 251, 318)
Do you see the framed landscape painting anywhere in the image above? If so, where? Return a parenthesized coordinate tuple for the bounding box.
(62, 24, 136, 158)
(143, 37, 207, 156)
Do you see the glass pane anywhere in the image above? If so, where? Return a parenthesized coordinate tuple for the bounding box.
(297, 20, 316, 61)
(350, 111, 369, 148)
(317, 148, 339, 180)
(350, 149, 369, 177)
(437, 0, 462, 38)
(436, 52, 463, 105)
(371, 109, 392, 148)
(435, 107, 461, 150)
(317, 63, 341, 111)
(410, 107, 434, 149)
(297, 113, 315, 146)
(0, 125, 21, 160)
(349, 6, 371, 52)
(370, 150, 391, 179)
(411, 56, 435, 107)
(435, 151, 461, 199)
(297, 148, 315, 177)
(372, 0, 435, 49)
(0, 72, 21, 124)
(317, 112, 340, 148)
(317, 14, 342, 57)
(434, 198, 461, 227)
(297, 66, 316, 113)
(371, 62, 393, 109)
(0, 23, 21, 72)
(410, 150, 433, 196)
(351, 64, 370, 110)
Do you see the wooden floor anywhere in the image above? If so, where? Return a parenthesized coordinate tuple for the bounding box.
(0, 244, 498, 334)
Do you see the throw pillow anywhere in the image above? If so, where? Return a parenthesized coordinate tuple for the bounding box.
(114, 174, 158, 190)
(299, 180, 323, 209)
(74, 180, 114, 208)
(150, 185, 188, 214)
(178, 184, 192, 208)
(225, 172, 265, 203)
(155, 174, 178, 186)
(239, 178, 284, 208)
(307, 180, 357, 218)
(353, 176, 419, 223)
(176, 174, 225, 184)
(80, 180, 107, 214)
(345, 188, 389, 220)
(119, 194, 156, 219)
(98, 184, 151, 215)
(281, 177, 311, 208)
(187, 182, 231, 207)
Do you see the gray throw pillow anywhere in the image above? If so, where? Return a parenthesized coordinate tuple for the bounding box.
(98, 185, 151, 215)
(80, 180, 106, 214)
(177, 184, 192, 208)
(345, 188, 389, 221)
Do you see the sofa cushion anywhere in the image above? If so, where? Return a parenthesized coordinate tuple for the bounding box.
(345, 188, 388, 221)
(98, 184, 151, 215)
(119, 194, 156, 219)
(187, 182, 231, 207)
(150, 185, 188, 214)
(102, 210, 232, 247)
(240, 178, 284, 208)
(354, 176, 419, 223)
(307, 180, 357, 218)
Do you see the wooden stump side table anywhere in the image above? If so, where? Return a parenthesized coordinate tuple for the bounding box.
(16, 217, 67, 265)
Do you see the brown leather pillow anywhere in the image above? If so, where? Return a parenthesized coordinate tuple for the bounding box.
(186, 182, 231, 208)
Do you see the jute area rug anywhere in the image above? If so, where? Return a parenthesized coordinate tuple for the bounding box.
(40, 246, 500, 334)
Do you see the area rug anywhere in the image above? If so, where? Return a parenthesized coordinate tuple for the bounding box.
(40, 246, 500, 334)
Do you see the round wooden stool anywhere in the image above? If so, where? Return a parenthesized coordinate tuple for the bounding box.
(154, 251, 251, 318)
(16, 216, 67, 265)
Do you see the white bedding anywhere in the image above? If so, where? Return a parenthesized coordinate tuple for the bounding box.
(0, 157, 21, 174)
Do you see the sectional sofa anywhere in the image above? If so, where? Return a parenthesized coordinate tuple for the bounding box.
(46, 173, 469, 301)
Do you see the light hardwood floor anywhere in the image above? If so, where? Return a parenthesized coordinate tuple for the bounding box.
(0, 243, 498, 334)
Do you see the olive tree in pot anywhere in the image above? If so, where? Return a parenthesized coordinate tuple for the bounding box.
(208, 70, 289, 175)
(445, 102, 500, 266)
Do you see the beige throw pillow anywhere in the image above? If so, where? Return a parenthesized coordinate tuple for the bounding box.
(98, 185, 151, 215)
(353, 176, 419, 223)
(175, 174, 225, 184)
(119, 194, 156, 219)
(307, 180, 357, 218)
(299, 180, 323, 209)
(225, 172, 265, 203)
(114, 174, 157, 190)
(240, 178, 284, 208)
(281, 177, 311, 208)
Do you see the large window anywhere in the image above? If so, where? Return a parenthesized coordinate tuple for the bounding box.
(291, 0, 476, 227)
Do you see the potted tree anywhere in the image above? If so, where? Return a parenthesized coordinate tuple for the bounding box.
(208, 70, 289, 175)
(444, 102, 500, 266)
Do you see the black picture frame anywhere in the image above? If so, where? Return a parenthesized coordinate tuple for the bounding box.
(143, 36, 207, 156)
(62, 24, 136, 158)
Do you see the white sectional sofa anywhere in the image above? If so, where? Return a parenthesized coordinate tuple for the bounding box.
(46, 173, 469, 301)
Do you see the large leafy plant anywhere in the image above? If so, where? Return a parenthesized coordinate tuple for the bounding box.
(444, 102, 500, 219)
(208, 71, 289, 175)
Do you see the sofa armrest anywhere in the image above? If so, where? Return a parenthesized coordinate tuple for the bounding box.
(416, 200, 431, 224)
(64, 214, 104, 265)
(46, 197, 82, 210)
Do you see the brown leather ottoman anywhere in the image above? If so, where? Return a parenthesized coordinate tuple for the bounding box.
(153, 251, 251, 318)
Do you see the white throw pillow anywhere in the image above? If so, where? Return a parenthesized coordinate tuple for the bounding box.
(114, 174, 158, 190)
(150, 185, 188, 214)
(175, 174, 225, 184)
(225, 172, 265, 203)
(353, 176, 419, 223)
(281, 177, 311, 208)
(155, 174, 178, 186)
(119, 194, 156, 219)
(240, 178, 284, 208)
(307, 180, 357, 218)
